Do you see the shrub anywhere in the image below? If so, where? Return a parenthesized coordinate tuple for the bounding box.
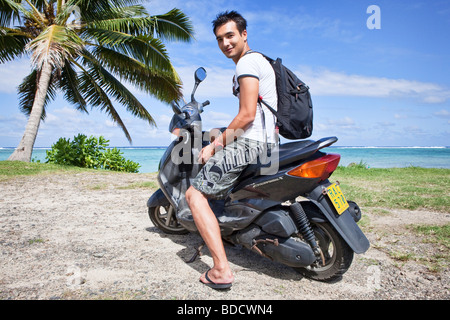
(45, 134, 140, 173)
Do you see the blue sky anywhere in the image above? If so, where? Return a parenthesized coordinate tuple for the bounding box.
(1, 0, 449, 147)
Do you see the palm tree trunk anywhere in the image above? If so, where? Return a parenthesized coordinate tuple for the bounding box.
(8, 62, 53, 162)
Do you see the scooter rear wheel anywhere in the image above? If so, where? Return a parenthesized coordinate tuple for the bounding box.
(294, 221, 353, 282)
(148, 205, 188, 235)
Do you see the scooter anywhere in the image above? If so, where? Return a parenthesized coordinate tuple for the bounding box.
(147, 67, 369, 281)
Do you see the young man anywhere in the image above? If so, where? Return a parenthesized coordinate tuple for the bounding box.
(185, 11, 277, 289)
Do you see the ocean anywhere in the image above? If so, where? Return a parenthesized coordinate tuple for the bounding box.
(1, 146, 449, 173)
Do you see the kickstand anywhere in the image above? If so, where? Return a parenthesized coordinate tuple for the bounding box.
(185, 242, 205, 263)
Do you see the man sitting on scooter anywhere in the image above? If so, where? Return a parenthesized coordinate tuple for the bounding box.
(185, 10, 278, 290)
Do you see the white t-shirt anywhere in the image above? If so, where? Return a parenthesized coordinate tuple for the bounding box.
(233, 51, 278, 144)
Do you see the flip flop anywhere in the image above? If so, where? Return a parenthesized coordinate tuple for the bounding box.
(200, 269, 232, 290)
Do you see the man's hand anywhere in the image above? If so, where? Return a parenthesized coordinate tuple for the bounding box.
(198, 144, 216, 164)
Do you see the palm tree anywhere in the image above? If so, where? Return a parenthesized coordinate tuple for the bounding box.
(1, 0, 194, 162)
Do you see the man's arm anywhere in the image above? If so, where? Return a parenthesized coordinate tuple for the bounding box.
(222, 76, 259, 143)
(198, 76, 259, 163)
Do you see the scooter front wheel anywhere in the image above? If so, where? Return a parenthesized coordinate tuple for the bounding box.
(148, 205, 188, 235)
(294, 221, 354, 282)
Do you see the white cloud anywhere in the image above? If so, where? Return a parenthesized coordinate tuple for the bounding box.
(157, 114, 172, 127)
(0, 59, 31, 93)
(297, 66, 450, 104)
(434, 109, 450, 118)
(404, 125, 426, 135)
(327, 116, 356, 128)
(377, 121, 395, 127)
(105, 119, 116, 128)
(176, 65, 234, 99)
(52, 106, 80, 117)
(202, 110, 233, 128)
(394, 113, 408, 119)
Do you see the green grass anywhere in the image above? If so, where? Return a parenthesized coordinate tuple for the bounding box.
(411, 224, 450, 249)
(117, 181, 159, 189)
(332, 165, 449, 272)
(0, 160, 90, 180)
(332, 166, 450, 212)
(402, 223, 450, 272)
(28, 238, 46, 245)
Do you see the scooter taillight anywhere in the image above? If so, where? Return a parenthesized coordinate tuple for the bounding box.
(287, 154, 341, 181)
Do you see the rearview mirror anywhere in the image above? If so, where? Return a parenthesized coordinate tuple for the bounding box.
(191, 67, 207, 102)
(194, 67, 207, 83)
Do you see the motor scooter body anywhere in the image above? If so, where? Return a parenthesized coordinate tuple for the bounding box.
(147, 68, 369, 281)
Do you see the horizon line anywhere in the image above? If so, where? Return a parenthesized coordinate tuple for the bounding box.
(1, 145, 449, 150)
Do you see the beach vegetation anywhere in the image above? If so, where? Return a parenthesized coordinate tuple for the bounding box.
(1, 0, 194, 162)
(45, 133, 140, 172)
(333, 165, 450, 212)
(345, 160, 369, 169)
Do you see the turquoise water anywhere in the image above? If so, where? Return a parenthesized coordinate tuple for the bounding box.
(0, 147, 166, 173)
(326, 146, 450, 169)
(1, 146, 449, 173)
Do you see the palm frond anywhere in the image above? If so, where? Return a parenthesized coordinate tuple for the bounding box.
(0, 27, 30, 62)
(81, 6, 193, 42)
(24, 0, 46, 24)
(76, 57, 132, 142)
(82, 49, 155, 126)
(1, 0, 46, 27)
(18, 67, 58, 120)
(0, 0, 23, 26)
(83, 5, 151, 35)
(26, 24, 83, 70)
(152, 8, 194, 42)
(58, 0, 141, 23)
(59, 60, 88, 113)
(30, 1, 50, 12)
(83, 28, 173, 72)
(91, 45, 182, 103)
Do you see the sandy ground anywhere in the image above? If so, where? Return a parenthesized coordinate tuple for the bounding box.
(0, 171, 449, 300)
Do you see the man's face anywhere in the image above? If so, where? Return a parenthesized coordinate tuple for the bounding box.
(215, 21, 247, 63)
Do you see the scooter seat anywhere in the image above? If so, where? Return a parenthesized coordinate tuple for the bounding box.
(277, 140, 315, 158)
(240, 137, 338, 178)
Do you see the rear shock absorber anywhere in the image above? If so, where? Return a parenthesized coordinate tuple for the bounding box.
(290, 202, 323, 261)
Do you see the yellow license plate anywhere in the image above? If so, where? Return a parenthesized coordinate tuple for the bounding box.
(326, 183, 349, 215)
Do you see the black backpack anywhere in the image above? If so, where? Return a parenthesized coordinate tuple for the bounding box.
(257, 53, 313, 140)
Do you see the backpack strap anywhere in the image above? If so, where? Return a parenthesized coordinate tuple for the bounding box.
(258, 95, 278, 117)
(245, 49, 278, 118)
(242, 50, 279, 144)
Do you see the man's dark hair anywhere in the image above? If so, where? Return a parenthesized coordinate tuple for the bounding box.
(212, 10, 247, 35)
